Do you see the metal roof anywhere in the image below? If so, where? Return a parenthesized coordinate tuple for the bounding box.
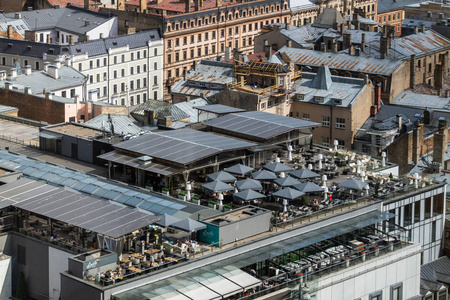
(173, 98, 212, 123)
(0, 104, 18, 114)
(187, 60, 234, 85)
(0, 150, 216, 219)
(279, 46, 404, 76)
(391, 90, 450, 110)
(204, 111, 319, 140)
(83, 114, 142, 135)
(0, 178, 160, 238)
(0, 66, 86, 94)
(194, 104, 245, 115)
(5, 6, 114, 35)
(315, 8, 345, 27)
(377, 0, 423, 13)
(114, 129, 257, 165)
(421, 256, 450, 283)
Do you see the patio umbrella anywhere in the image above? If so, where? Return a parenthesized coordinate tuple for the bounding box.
(252, 170, 277, 181)
(235, 178, 263, 191)
(233, 189, 267, 202)
(273, 187, 305, 200)
(206, 171, 237, 183)
(169, 218, 207, 232)
(289, 169, 320, 179)
(338, 178, 369, 190)
(293, 182, 324, 193)
(224, 164, 254, 176)
(201, 180, 234, 192)
(155, 213, 182, 228)
(274, 176, 301, 187)
(263, 162, 293, 173)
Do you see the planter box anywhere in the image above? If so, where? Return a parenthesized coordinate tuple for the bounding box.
(208, 203, 216, 210)
(146, 185, 153, 191)
(224, 207, 232, 212)
(178, 195, 186, 201)
(162, 190, 169, 196)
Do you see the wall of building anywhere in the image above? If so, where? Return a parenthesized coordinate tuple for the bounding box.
(312, 243, 421, 299)
(98, 8, 163, 35)
(92, 104, 127, 118)
(61, 273, 103, 300)
(0, 0, 26, 12)
(0, 255, 11, 300)
(60, 135, 95, 163)
(48, 247, 73, 300)
(208, 90, 260, 111)
(377, 10, 404, 36)
(0, 89, 66, 124)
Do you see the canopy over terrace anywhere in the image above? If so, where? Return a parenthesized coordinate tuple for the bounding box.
(0, 178, 160, 238)
(98, 129, 257, 189)
(204, 111, 319, 144)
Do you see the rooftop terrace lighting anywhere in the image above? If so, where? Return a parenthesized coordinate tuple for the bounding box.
(381, 152, 386, 167)
(414, 173, 419, 189)
(279, 172, 285, 178)
(218, 193, 224, 211)
(334, 139, 339, 151)
(288, 144, 293, 162)
(283, 199, 288, 212)
(318, 154, 323, 170)
(357, 160, 362, 174)
(323, 186, 329, 201)
(360, 171, 366, 182)
(322, 174, 327, 188)
(365, 184, 370, 196)
(276, 157, 281, 163)
(308, 164, 313, 170)
(186, 182, 192, 201)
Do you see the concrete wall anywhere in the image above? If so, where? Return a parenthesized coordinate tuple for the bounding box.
(0, 255, 11, 300)
(218, 211, 272, 245)
(60, 135, 94, 163)
(208, 90, 259, 111)
(48, 247, 73, 300)
(61, 273, 103, 300)
(312, 243, 421, 300)
(98, 8, 163, 35)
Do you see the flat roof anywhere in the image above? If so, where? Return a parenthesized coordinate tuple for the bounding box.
(45, 123, 103, 139)
(0, 178, 160, 238)
(195, 104, 246, 115)
(114, 129, 257, 165)
(204, 111, 319, 140)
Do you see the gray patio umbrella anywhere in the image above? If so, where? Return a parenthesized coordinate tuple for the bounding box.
(289, 169, 320, 179)
(201, 180, 234, 192)
(263, 162, 293, 173)
(274, 176, 301, 187)
(252, 170, 277, 181)
(273, 187, 305, 200)
(224, 164, 254, 176)
(155, 213, 182, 228)
(169, 218, 207, 232)
(293, 182, 324, 193)
(233, 189, 267, 202)
(235, 178, 263, 191)
(206, 171, 237, 183)
(338, 178, 369, 190)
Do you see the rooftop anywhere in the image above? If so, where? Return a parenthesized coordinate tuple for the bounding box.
(44, 123, 103, 139)
(377, 0, 423, 13)
(83, 114, 143, 136)
(4, 5, 113, 35)
(277, 47, 404, 76)
(0, 104, 18, 114)
(391, 90, 450, 110)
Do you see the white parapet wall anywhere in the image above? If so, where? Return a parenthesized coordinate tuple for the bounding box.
(0, 254, 12, 300)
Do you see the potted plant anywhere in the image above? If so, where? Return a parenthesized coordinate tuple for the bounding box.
(178, 192, 186, 201)
(161, 187, 169, 195)
(224, 204, 232, 211)
(192, 195, 200, 205)
(208, 200, 216, 209)
(145, 183, 153, 191)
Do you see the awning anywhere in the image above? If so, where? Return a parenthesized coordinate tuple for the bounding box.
(98, 151, 183, 176)
(32, 132, 62, 139)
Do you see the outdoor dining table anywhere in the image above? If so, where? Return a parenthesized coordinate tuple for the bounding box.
(145, 249, 160, 255)
(128, 267, 142, 274)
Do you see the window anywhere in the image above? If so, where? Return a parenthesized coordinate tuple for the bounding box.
(321, 116, 330, 127)
(143, 93, 147, 101)
(130, 81, 134, 90)
(268, 100, 273, 108)
(198, 48, 201, 57)
(137, 51, 141, 59)
(90, 60, 93, 69)
(96, 59, 100, 67)
(261, 102, 266, 110)
(104, 57, 108, 65)
(62, 91, 66, 98)
(130, 67, 134, 75)
(103, 86, 107, 96)
(212, 31, 216, 39)
(154, 91, 158, 99)
(369, 291, 382, 300)
(137, 66, 141, 73)
(302, 113, 310, 120)
(175, 53, 179, 62)
(429, 63, 432, 72)
(104, 72, 107, 81)
(414, 200, 421, 223)
(35, 61, 40, 70)
(434, 193, 444, 215)
(78, 63, 82, 71)
(143, 77, 147, 87)
(144, 50, 147, 57)
(96, 74, 100, 82)
(438, 289, 447, 300)
(137, 94, 141, 104)
(198, 34, 202, 42)
(321, 136, 330, 147)
(205, 33, 209, 40)
(89, 75, 93, 84)
(131, 53, 135, 60)
(154, 76, 158, 85)
(154, 48, 158, 56)
(114, 70, 117, 79)
(114, 56, 117, 64)
(183, 51, 187, 60)
(168, 54, 172, 64)
(137, 79, 140, 89)
(183, 37, 187, 45)
(404, 203, 412, 226)
(221, 29, 224, 38)
(18, 245, 26, 265)
(212, 45, 216, 53)
(113, 84, 117, 94)
(425, 197, 431, 219)
(121, 69, 125, 77)
(121, 82, 125, 92)
(335, 118, 345, 129)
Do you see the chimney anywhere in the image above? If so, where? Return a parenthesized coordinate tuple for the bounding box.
(194, 0, 200, 11)
(364, 74, 369, 85)
(161, 116, 172, 127)
(370, 105, 378, 116)
(55, 59, 61, 69)
(420, 23, 426, 33)
(46, 34, 50, 44)
(45, 91, 53, 100)
(216, 0, 222, 7)
(14, 13, 21, 19)
(340, 23, 345, 35)
(4, 82, 12, 90)
(140, 0, 147, 12)
(24, 86, 31, 94)
(380, 36, 389, 59)
(433, 119, 448, 166)
(10, 68, 17, 78)
(65, 57, 72, 67)
(69, 35, 74, 45)
(355, 47, 361, 56)
(287, 39, 292, 47)
(44, 62, 50, 72)
(286, 23, 290, 30)
(143, 109, 156, 125)
(396, 114, 402, 130)
(375, 83, 381, 109)
(264, 44, 272, 58)
(320, 42, 326, 52)
(84, 0, 90, 9)
(343, 32, 352, 49)
(0, 71, 5, 80)
(410, 54, 416, 89)
(426, 11, 432, 18)
(361, 33, 365, 51)
(48, 65, 59, 79)
(7, 25, 13, 38)
(185, 0, 191, 12)
(413, 26, 418, 34)
(24, 65, 31, 75)
(412, 124, 423, 165)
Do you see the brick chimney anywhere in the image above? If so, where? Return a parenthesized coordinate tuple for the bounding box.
(380, 36, 389, 59)
(433, 119, 448, 166)
(410, 54, 416, 89)
(143, 109, 156, 125)
(7, 25, 13, 39)
(140, 0, 147, 13)
(375, 83, 381, 109)
(361, 33, 365, 51)
(412, 124, 424, 165)
(185, 0, 191, 12)
(68, 35, 74, 45)
(84, 0, 90, 9)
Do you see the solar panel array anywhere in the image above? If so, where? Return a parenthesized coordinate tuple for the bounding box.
(0, 151, 204, 219)
(204, 111, 319, 139)
(0, 178, 160, 238)
(115, 129, 256, 165)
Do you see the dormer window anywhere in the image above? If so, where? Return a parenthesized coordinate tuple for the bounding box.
(333, 99, 342, 105)
(297, 94, 304, 100)
(314, 96, 324, 103)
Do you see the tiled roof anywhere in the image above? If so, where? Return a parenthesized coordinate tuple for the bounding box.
(279, 46, 403, 76)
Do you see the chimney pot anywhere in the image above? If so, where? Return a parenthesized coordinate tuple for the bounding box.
(396, 114, 402, 129)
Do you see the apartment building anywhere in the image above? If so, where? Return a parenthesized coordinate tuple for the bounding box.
(0, 29, 164, 105)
